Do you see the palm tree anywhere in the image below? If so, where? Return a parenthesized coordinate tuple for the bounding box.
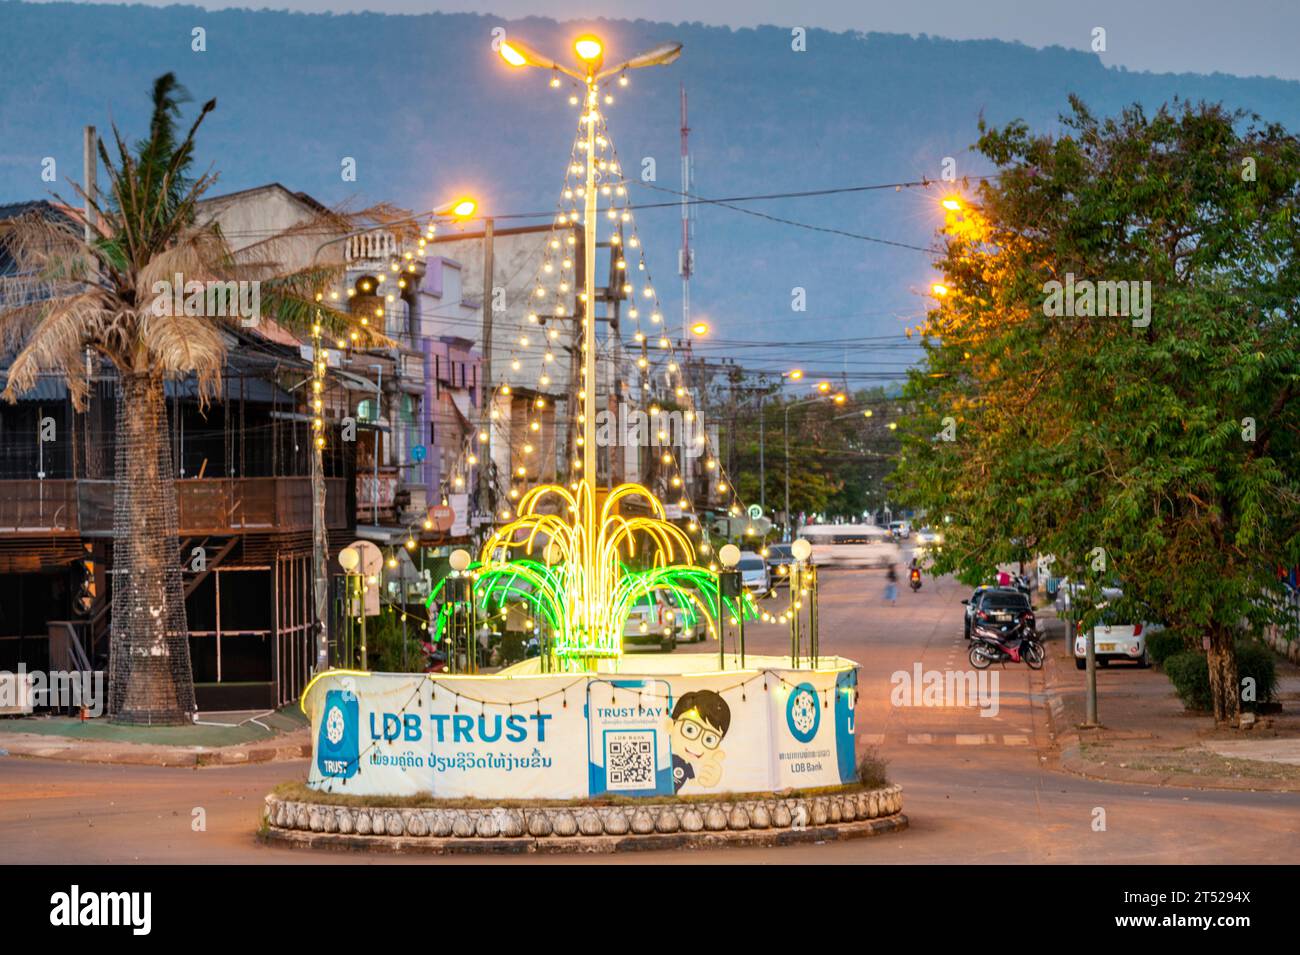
(0, 74, 398, 723)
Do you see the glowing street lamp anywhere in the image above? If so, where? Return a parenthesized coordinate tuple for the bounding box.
(931, 282, 949, 297)
(498, 31, 683, 664)
(449, 197, 478, 219)
(574, 35, 604, 66)
(690, 320, 710, 336)
(786, 369, 803, 381)
(941, 196, 963, 211)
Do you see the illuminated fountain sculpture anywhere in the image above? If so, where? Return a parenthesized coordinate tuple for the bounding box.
(289, 34, 869, 817)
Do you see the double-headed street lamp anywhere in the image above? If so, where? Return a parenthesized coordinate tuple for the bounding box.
(497, 33, 680, 649)
(499, 33, 681, 496)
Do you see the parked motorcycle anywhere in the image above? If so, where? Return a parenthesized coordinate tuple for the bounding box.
(968, 613, 1044, 669)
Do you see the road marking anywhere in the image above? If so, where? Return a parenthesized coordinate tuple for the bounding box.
(906, 733, 933, 744)
(859, 734, 885, 746)
(956, 734, 994, 745)
(1003, 735, 1030, 746)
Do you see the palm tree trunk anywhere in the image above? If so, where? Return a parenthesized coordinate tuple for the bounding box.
(108, 372, 196, 724)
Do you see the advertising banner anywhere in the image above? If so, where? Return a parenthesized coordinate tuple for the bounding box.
(305, 658, 858, 800)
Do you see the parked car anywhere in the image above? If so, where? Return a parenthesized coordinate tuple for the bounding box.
(623, 591, 679, 652)
(962, 586, 1034, 639)
(889, 520, 911, 540)
(737, 551, 772, 596)
(1054, 579, 1125, 615)
(661, 588, 703, 643)
(1073, 598, 1162, 669)
(764, 543, 796, 587)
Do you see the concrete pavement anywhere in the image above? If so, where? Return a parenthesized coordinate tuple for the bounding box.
(1, 567, 1297, 863)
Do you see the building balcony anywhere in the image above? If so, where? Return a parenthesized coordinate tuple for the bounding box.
(0, 477, 350, 537)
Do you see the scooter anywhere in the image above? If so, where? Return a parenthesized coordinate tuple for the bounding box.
(968, 613, 1044, 669)
(908, 568, 922, 592)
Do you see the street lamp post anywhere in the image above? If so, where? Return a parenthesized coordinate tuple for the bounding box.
(306, 198, 477, 673)
(500, 32, 681, 657)
(476, 215, 495, 531)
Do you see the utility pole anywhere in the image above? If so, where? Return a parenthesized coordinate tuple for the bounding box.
(783, 403, 791, 542)
(82, 126, 96, 243)
(477, 217, 495, 527)
(757, 390, 766, 511)
(1082, 565, 1099, 725)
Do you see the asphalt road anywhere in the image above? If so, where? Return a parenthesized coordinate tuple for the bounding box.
(2, 565, 1298, 864)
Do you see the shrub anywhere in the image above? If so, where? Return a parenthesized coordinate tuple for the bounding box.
(1164, 651, 1212, 712)
(1146, 629, 1187, 667)
(1163, 640, 1278, 713)
(367, 611, 427, 673)
(1235, 640, 1278, 709)
(857, 746, 889, 788)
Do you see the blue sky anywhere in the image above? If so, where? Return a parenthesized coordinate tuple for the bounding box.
(26, 0, 1300, 81)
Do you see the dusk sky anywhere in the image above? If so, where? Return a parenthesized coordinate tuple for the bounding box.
(27, 0, 1300, 81)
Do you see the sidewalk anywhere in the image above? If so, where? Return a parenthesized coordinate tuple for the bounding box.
(0, 707, 311, 768)
(1039, 612, 1300, 792)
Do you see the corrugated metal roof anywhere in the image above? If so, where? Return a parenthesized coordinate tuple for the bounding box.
(0, 375, 66, 402)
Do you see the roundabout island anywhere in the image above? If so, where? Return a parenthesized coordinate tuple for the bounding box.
(264, 649, 906, 854)
(261, 31, 906, 855)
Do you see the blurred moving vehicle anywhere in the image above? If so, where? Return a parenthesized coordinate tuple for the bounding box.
(764, 542, 796, 587)
(738, 551, 772, 596)
(802, 524, 904, 569)
(889, 520, 911, 540)
(914, 526, 942, 549)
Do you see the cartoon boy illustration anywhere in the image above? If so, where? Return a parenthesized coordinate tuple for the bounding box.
(668, 690, 731, 793)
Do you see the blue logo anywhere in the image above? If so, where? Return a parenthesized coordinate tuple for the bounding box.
(316, 689, 359, 779)
(786, 682, 820, 744)
(411, 444, 427, 463)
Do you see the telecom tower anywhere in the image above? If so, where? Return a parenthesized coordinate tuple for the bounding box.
(678, 82, 695, 344)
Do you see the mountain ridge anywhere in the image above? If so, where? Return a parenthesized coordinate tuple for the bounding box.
(2, 1, 1298, 371)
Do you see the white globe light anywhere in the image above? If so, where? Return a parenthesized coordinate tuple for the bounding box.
(337, 547, 360, 572)
(718, 544, 741, 568)
(449, 549, 471, 572)
(791, 538, 812, 562)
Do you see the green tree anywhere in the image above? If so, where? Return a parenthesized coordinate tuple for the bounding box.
(893, 97, 1300, 726)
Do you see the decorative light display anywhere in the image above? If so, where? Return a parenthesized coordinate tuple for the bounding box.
(410, 34, 784, 668)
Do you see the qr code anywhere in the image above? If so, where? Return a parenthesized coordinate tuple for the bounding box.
(605, 731, 655, 790)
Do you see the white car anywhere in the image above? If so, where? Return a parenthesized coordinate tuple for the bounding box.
(623, 592, 679, 652)
(1073, 605, 1161, 669)
(915, 527, 941, 548)
(889, 520, 911, 539)
(737, 551, 771, 596)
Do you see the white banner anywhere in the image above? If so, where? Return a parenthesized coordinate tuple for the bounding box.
(305, 657, 859, 801)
